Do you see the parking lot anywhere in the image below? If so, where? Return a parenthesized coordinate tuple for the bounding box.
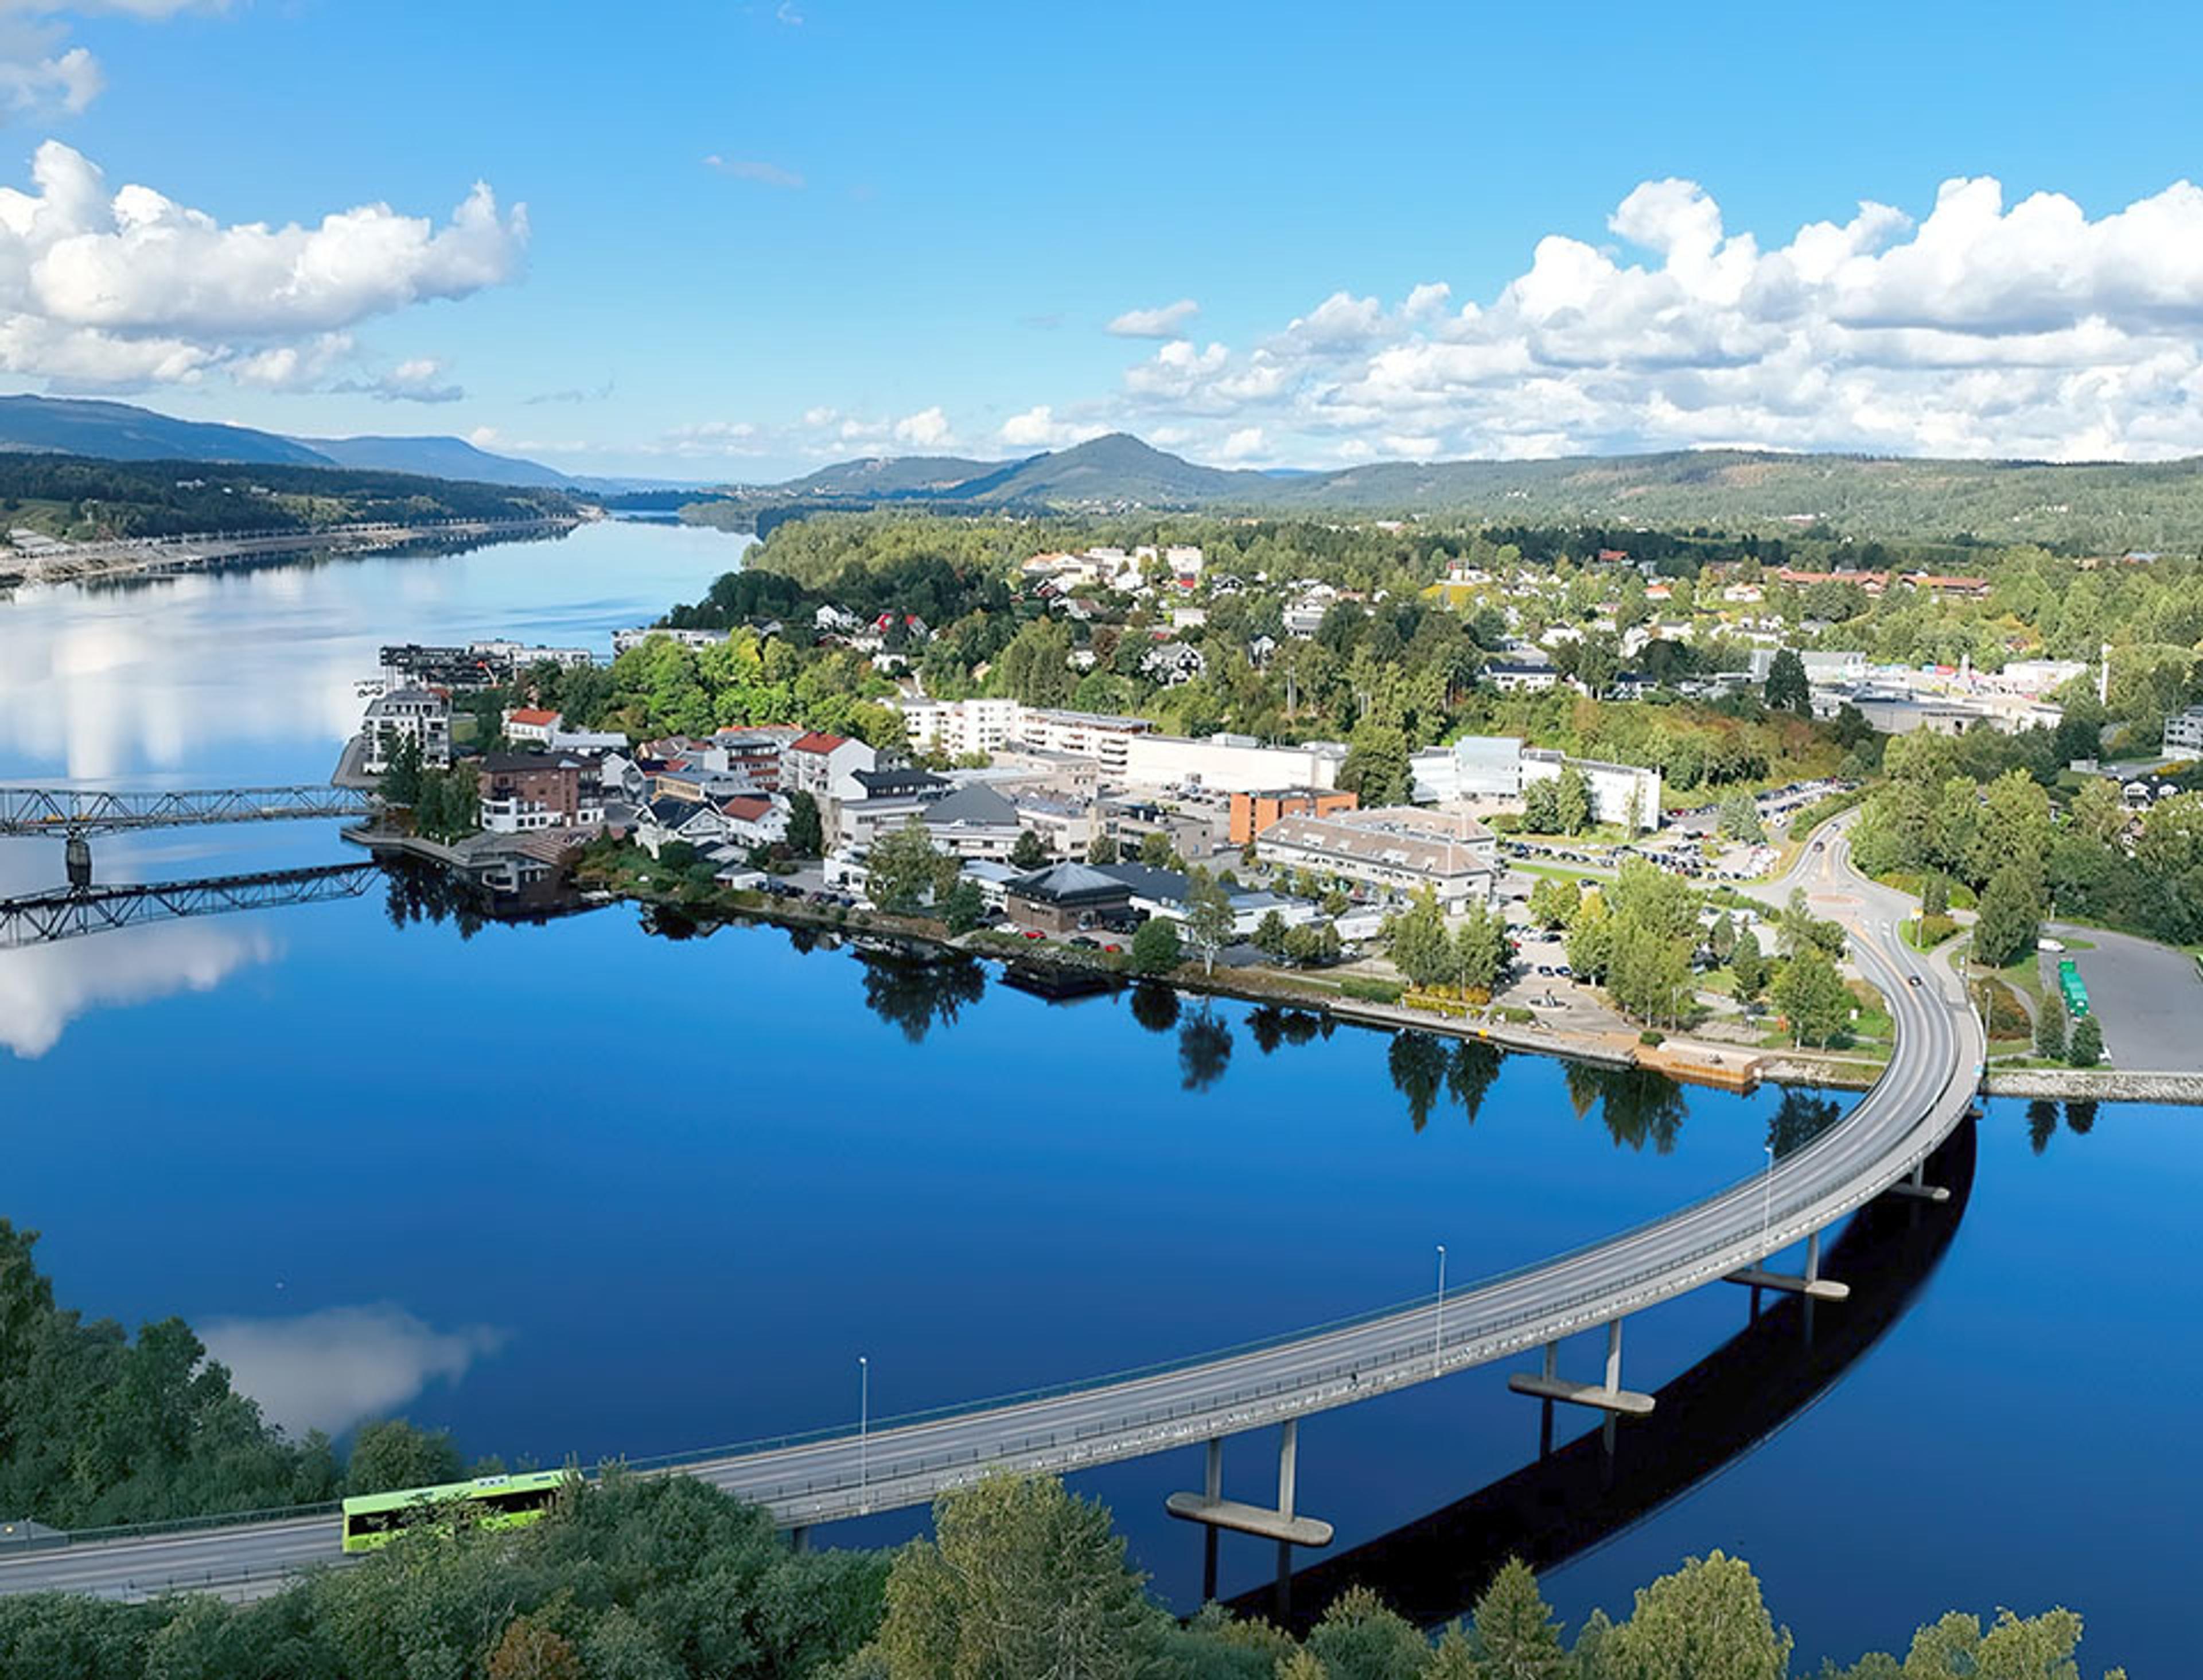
(2045, 924, 2203, 1072)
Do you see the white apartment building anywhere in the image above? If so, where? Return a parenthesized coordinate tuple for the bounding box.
(2161, 706, 2203, 761)
(1122, 733, 1349, 794)
(611, 625, 733, 656)
(361, 687, 452, 772)
(901, 699, 1154, 778)
(1521, 749, 1662, 833)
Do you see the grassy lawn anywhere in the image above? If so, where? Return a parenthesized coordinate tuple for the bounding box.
(1511, 858, 1616, 885)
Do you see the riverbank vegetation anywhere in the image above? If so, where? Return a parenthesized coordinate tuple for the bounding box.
(0, 1222, 488, 1529)
(0, 456, 571, 545)
(0, 1467, 2126, 1679)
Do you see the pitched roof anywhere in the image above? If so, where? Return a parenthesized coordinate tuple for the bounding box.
(720, 796, 774, 822)
(787, 730, 850, 754)
(506, 707, 559, 726)
(923, 783, 1020, 829)
(1005, 860, 1132, 907)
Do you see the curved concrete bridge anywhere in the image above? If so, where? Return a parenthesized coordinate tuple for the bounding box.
(0, 818, 1982, 1602)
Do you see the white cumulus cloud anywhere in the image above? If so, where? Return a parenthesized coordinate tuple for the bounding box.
(998, 403, 1107, 449)
(892, 405, 952, 448)
(0, 140, 524, 391)
(1107, 298, 1198, 338)
(1060, 173, 2203, 464)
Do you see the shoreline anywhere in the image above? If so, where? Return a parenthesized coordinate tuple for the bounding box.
(352, 825, 2203, 1106)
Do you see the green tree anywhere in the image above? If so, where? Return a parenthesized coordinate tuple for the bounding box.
(1775, 943, 1851, 1048)
(1302, 1585, 1429, 1680)
(1185, 869, 1238, 975)
(1254, 909, 1290, 956)
(867, 818, 948, 916)
(1528, 875, 1580, 930)
(1341, 721, 1412, 808)
(1130, 916, 1182, 975)
(1138, 830, 1180, 869)
(376, 732, 424, 807)
(488, 1615, 586, 1680)
(1717, 789, 1765, 843)
(1468, 1558, 1569, 1680)
(1086, 834, 1119, 866)
(344, 1418, 464, 1496)
(1521, 776, 1561, 834)
(1385, 889, 1454, 990)
(1453, 901, 1511, 996)
(1920, 871, 1950, 917)
(1730, 931, 1767, 1006)
(1973, 861, 2046, 968)
(2067, 1013, 2103, 1068)
(941, 878, 986, 935)
(874, 1474, 1161, 1680)
(1553, 768, 1591, 837)
(1601, 1550, 1791, 1680)
(785, 790, 824, 857)
(1764, 648, 1811, 716)
(2034, 992, 2066, 1061)
(1010, 827, 1049, 870)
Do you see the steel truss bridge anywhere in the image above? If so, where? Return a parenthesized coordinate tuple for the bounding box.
(0, 786, 373, 839)
(0, 864, 378, 949)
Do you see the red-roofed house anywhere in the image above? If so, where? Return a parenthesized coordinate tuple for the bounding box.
(1903, 572, 1991, 599)
(719, 794, 789, 847)
(502, 706, 562, 745)
(781, 730, 877, 802)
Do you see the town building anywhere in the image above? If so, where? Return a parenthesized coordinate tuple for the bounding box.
(1003, 861, 1135, 934)
(1228, 787, 1360, 846)
(361, 687, 452, 772)
(611, 625, 733, 656)
(1140, 642, 1207, 686)
(1253, 806, 1498, 909)
(921, 783, 1025, 862)
(781, 732, 878, 802)
(1483, 660, 1562, 694)
(717, 795, 788, 849)
(1520, 749, 1661, 833)
(901, 699, 1154, 777)
(501, 707, 562, 745)
(1410, 736, 1525, 803)
(2163, 705, 2203, 761)
(476, 753, 596, 835)
(1123, 733, 1349, 795)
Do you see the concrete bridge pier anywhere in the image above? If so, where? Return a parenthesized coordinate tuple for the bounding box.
(1726, 1226, 1850, 1301)
(1886, 1161, 1951, 1203)
(788, 1526, 809, 1554)
(1167, 1421, 1334, 1611)
(1507, 1319, 1655, 1417)
(65, 835, 91, 889)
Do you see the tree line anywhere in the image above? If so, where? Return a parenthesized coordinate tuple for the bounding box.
(0, 1468, 2124, 1679)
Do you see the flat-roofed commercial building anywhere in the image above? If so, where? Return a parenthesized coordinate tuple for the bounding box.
(1123, 732, 1349, 794)
(1254, 806, 1498, 909)
(1228, 787, 1359, 845)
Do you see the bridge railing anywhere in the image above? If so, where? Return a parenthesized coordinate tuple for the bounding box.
(624, 1057, 1974, 1488)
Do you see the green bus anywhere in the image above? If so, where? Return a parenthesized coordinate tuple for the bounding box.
(340, 1470, 569, 1554)
(2057, 958, 2089, 1019)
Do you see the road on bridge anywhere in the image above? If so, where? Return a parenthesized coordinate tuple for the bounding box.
(0, 814, 1982, 1603)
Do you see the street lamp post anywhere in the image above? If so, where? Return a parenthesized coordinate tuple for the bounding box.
(858, 1356, 869, 1510)
(1433, 1244, 1447, 1377)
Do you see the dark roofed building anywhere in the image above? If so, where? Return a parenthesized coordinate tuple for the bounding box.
(1004, 860, 1134, 934)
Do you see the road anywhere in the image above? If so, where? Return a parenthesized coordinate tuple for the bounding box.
(0, 815, 1980, 1603)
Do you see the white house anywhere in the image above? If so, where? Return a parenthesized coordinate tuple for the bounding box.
(502, 706, 562, 745)
(781, 731, 878, 802)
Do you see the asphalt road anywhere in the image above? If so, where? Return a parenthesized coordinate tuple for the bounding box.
(2044, 923, 2203, 1071)
(0, 816, 1982, 1603)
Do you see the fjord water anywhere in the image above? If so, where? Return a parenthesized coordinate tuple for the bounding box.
(0, 522, 2193, 1673)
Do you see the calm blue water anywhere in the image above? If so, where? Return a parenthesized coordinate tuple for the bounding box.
(0, 523, 2190, 1674)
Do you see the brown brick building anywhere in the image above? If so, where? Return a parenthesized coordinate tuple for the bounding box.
(1228, 786, 1359, 846)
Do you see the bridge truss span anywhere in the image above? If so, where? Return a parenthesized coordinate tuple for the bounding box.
(0, 785, 375, 838)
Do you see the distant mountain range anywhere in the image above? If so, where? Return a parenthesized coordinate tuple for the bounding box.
(727, 431, 2203, 550)
(2, 394, 2200, 547)
(0, 394, 594, 491)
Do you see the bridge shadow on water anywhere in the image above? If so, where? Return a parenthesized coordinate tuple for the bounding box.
(1227, 1117, 1978, 1636)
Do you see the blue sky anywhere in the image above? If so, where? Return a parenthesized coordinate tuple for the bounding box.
(5, 1, 2203, 476)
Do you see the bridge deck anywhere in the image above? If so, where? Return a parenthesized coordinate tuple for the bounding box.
(0, 819, 1982, 1601)
(0, 785, 374, 837)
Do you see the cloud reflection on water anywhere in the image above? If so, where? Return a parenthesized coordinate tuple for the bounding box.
(200, 1304, 509, 1438)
